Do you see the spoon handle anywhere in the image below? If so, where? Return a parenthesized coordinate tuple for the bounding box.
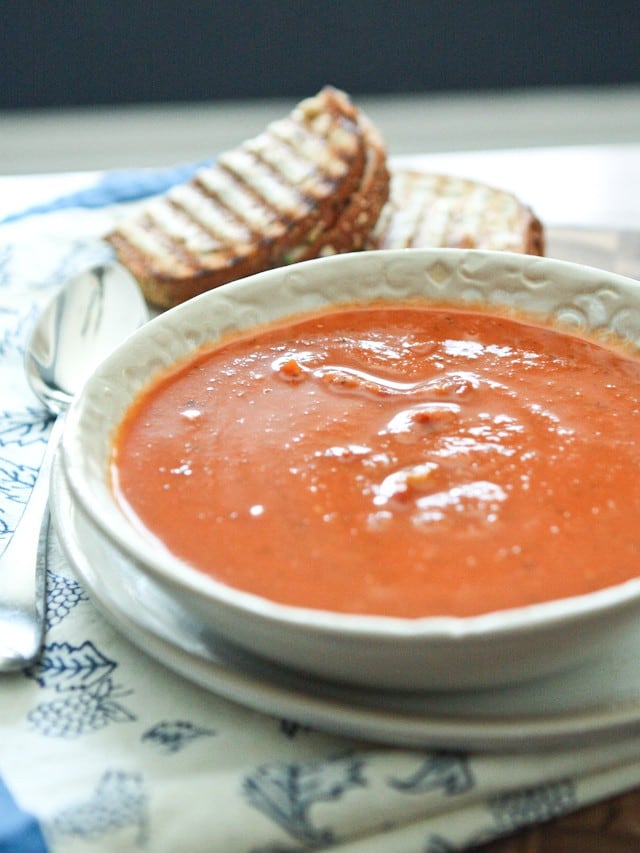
(0, 415, 63, 671)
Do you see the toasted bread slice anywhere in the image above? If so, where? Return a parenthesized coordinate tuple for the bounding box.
(107, 86, 389, 308)
(370, 169, 544, 255)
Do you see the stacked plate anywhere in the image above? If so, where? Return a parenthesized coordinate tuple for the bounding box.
(51, 452, 640, 753)
(52, 248, 640, 752)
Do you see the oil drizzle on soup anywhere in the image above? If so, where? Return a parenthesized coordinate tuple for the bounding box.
(111, 305, 640, 617)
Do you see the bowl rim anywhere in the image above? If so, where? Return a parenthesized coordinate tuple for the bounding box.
(60, 247, 640, 641)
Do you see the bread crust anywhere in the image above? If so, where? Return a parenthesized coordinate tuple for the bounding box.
(291, 113, 390, 260)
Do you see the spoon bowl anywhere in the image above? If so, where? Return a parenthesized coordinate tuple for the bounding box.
(0, 262, 148, 671)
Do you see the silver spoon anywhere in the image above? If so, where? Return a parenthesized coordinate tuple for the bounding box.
(0, 262, 149, 671)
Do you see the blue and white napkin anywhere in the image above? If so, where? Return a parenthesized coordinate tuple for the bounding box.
(1, 167, 640, 852)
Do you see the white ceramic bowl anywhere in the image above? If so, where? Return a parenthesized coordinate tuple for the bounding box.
(59, 249, 640, 691)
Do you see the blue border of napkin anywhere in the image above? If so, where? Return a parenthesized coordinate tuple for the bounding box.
(0, 776, 48, 852)
(0, 159, 212, 225)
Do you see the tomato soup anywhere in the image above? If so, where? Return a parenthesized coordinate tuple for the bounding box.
(110, 304, 640, 618)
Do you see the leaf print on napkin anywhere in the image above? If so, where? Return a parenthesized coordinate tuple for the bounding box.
(25, 641, 136, 738)
(0, 407, 52, 448)
(0, 457, 38, 536)
(26, 640, 116, 691)
(0, 457, 37, 505)
(243, 754, 366, 846)
(389, 752, 474, 797)
(279, 718, 312, 739)
(46, 770, 148, 847)
(141, 720, 216, 754)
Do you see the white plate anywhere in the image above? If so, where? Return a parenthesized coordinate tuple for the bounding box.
(50, 455, 640, 753)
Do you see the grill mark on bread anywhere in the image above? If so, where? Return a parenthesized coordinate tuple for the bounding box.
(218, 149, 310, 220)
(268, 118, 356, 180)
(118, 200, 256, 277)
(245, 131, 324, 188)
(245, 118, 357, 193)
(115, 216, 196, 277)
(154, 200, 257, 273)
(168, 184, 252, 246)
(148, 200, 223, 254)
(194, 167, 287, 239)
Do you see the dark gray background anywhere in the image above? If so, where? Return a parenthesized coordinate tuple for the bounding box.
(2, 1, 638, 111)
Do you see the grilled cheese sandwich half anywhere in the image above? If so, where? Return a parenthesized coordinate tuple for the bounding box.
(370, 169, 544, 255)
(107, 86, 390, 308)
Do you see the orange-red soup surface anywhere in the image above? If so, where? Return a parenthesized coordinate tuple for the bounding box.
(111, 304, 640, 618)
